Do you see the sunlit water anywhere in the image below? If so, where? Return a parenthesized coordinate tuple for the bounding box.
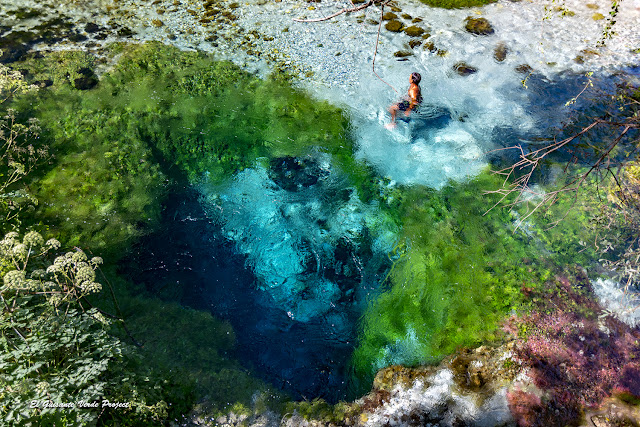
(123, 184, 388, 401)
(123, 11, 638, 400)
(118, 69, 637, 402)
(7, 0, 636, 403)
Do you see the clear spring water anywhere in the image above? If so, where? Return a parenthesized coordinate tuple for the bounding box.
(83, 0, 639, 402)
(118, 68, 638, 402)
(1, 0, 639, 412)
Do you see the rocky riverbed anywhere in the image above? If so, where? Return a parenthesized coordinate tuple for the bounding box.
(2, 0, 640, 102)
(3, 0, 639, 189)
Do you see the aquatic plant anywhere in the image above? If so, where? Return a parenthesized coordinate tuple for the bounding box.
(0, 63, 37, 103)
(15, 50, 97, 89)
(7, 42, 371, 256)
(350, 172, 553, 390)
(24, 102, 165, 252)
(419, 0, 495, 9)
(504, 272, 640, 426)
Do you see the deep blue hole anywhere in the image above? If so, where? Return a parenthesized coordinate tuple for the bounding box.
(120, 187, 372, 402)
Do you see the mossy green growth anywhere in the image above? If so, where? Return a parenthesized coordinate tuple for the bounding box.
(16, 91, 165, 254)
(350, 172, 551, 390)
(523, 173, 613, 267)
(418, 0, 495, 9)
(94, 42, 357, 185)
(11, 41, 368, 254)
(283, 399, 356, 424)
(92, 267, 283, 420)
(18, 50, 96, 88)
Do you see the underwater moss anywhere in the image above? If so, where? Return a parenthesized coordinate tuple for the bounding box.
(91, 42, 360, 185)
(350, 172, 554, 390)
(13, 90, 165, 254)
(350, 163, 624, 392)
(6, 42, 376, 255)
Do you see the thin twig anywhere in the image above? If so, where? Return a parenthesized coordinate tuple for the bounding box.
(293, 0, 375, 22)
(294, 0, 398, 93)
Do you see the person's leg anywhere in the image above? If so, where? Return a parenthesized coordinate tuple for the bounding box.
(387, 104, 399, 128)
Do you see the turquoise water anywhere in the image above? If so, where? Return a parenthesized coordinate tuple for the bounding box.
(3, 25, 638, 412)
(116, 67, 637, 401)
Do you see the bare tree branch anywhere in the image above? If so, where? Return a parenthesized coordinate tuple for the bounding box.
(293, 0, 379, 22)
(484, 113, 639, 231)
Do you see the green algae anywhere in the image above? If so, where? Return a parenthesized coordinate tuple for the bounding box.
(7, 42, 369, 256)
(350, 172, 554, 390)
(92, 43, 356, 184)
(3, 41, 377, 413)
(349, 165, 623, 392)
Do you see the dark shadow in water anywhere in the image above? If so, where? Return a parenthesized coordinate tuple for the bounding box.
(120, 186, 358, 403)
(486, 70, 640, 184)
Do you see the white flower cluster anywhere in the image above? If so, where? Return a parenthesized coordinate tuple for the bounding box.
(23, 231, 44, 247)
(3, 270, 26, 289)
(47, 251, 102, 295)
(0, 64, 38, 100)
(0, 231, 103, 297)
(76, 264, 96, 282)
(35, 381, 49, 393)
(0, 231, 58, 263)
(80, 281, 102, 293)
(46, 238, 61, 250)
(88, 308, 108, 325)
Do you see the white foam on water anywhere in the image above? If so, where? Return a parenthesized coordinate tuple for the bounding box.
(592, 278, 640, 328)
(237, 0, 640, 188)
(363, 368, 514, 426)
(374, 327, 431, 371)
(4, 0, 639, 189)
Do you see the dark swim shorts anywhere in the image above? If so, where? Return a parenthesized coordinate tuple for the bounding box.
(397, 100, 411, 111)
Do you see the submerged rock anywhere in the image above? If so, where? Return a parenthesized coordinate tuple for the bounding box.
(381, 12, 397, 21)
(84, 22, 102, 33)
(453, 61, 478, 76)
(494, 42, 509, 62)
(385, 20, 403, 33)
(394, 50, 413, 58)
(0, 31, 35, 63)
(73, 67, 98, 90)
(515, 64, 533, 74)
(464, 17, 495, 36)
(423, 41, 438, 53)
(268, 156, 327, 191)
(201, 155, 395, 323)
(403, 25, 425, 37)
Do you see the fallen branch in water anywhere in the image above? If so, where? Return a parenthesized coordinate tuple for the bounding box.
(293, 0, 385, 23)
(484, 104, 639, 231)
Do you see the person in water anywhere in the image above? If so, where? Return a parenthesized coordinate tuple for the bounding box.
(386, 72, 423, 129)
